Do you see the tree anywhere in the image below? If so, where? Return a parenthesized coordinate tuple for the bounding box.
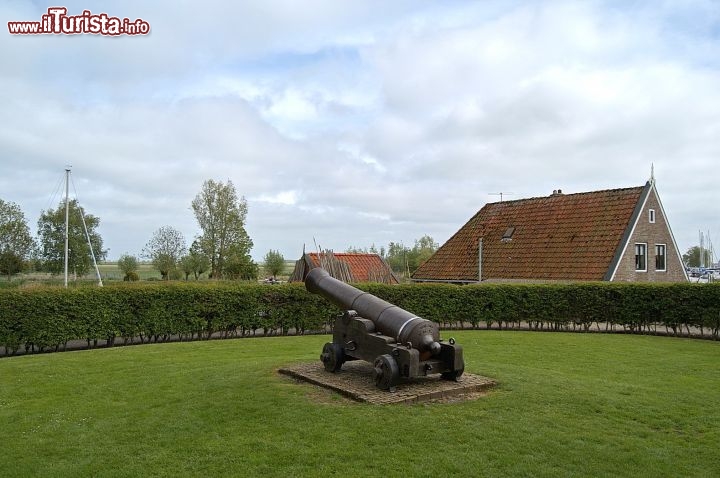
(345, 245, 368, 254)
(223, 243, 259, 280)
(179, 254, 194, 281)
(384, 235, 439, 277)
(385, 241, 410, 275)
(179, 242, 211, 280)
(370, 244, 386, 258)
(0, 250, 24, 280)
(0, 199, 36, 279)
(683, 246, 713, 268)
(411, 234, 439, 269)
(37, 199, 106, 276)
(190, 240, 211, 279)
(345, 244, 386, 257)
(191, 179, 253, 279)
(142, 226, 186, 280)
(117, 254, 139, 281)
(263, 249, 285, 279)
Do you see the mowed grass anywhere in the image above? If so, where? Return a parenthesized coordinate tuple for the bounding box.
(1, 332, 718, 477)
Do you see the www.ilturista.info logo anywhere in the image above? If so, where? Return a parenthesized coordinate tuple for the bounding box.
(8, 7, 150, 36)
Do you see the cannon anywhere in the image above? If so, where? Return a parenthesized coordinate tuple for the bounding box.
(305, 267, 464, 391)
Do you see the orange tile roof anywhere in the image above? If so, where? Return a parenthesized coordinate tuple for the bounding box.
(307, 253, 399, 283)
(412, 185, 647, 282)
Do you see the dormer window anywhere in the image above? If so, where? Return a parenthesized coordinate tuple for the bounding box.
(502, 227, 515, 242)
(649, 209, 656, 223)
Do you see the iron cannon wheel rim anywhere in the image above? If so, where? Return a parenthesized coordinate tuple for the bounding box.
(320, 342, 344, 373)
(373, 354, 399, 390)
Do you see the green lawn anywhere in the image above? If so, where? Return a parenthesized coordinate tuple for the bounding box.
(1, 331, 718, 477)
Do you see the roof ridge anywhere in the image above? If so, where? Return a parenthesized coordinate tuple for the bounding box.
(309, 252, 381, 256)
(486, 184, 646, 206)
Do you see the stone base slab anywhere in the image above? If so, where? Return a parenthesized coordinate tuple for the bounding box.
(278, 361, 496, 404)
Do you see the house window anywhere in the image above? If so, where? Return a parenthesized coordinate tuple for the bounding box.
(655, 244, 666, 271)
(501, 227, 515, 242)
(649, 209, 656, 223)
(635, 243, 647, 272)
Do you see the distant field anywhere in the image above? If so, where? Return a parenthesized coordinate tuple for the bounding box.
(1, 331, 718, 477)
(96, 262, 161, 281)
(2, 259, 298, 286)
(97, 260, 298, 281)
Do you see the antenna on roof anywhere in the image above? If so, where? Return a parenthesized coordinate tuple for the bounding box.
(650, 163, 655, 184)
(489, 192, 515, 202)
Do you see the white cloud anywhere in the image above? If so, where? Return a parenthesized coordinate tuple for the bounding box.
(253, 190, 299, 205)
(1, 0, 719, 261)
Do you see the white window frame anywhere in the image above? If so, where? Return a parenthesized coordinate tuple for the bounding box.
(649, 209, 656, 223)
(635, 243, 647, 272)
(655, 244, 667, 272)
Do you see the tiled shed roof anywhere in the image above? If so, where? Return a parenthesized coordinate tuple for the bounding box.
(307, 253, 399, 283)
(412, 185, 648, 282)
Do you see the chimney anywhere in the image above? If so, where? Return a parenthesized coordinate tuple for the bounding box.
(551, 189, 564, 196)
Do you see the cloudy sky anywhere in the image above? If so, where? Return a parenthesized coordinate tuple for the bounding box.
(1, 0, 719, 262)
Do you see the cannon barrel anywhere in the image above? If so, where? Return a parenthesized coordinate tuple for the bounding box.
(305, 268, 441, 355)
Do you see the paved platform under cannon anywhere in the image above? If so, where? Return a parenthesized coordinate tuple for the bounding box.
(278, 361, 497, 405)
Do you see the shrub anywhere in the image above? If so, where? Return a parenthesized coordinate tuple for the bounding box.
(124, 271, 140, 282)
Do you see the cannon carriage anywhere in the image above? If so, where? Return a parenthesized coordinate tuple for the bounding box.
(305, 267, 464, 391)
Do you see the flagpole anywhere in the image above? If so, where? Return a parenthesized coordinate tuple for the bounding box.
(64, 167, 70, 287)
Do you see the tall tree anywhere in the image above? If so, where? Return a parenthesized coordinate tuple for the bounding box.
(263, 249, 285, 279)
(142, 226, 186, 280)
(37, 199, 105, 276)
(0, 199, 36, 279)
(191, 179, 253, 279)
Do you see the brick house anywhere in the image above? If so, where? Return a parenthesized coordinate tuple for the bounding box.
(412, 180, 687, 283)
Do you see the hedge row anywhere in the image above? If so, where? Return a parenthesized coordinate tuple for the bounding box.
(0, 282, 337, 355)
(2, 281, 719, 355)
(365, 282, 720, 337)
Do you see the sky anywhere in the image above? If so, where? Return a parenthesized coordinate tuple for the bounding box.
(1, 0, 719, 263)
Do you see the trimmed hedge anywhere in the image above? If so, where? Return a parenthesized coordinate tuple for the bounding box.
(1, 281, 719, 355)
(0, 282, 337, 355)
(366, 282, 720, 337)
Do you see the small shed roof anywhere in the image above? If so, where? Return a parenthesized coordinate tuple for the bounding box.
(289, 252, 399, 284)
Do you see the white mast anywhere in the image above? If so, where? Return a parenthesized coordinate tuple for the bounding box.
(80, 208, 104, 287)
(64, 167, 70, 287)
(62, 167, 103, 287)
